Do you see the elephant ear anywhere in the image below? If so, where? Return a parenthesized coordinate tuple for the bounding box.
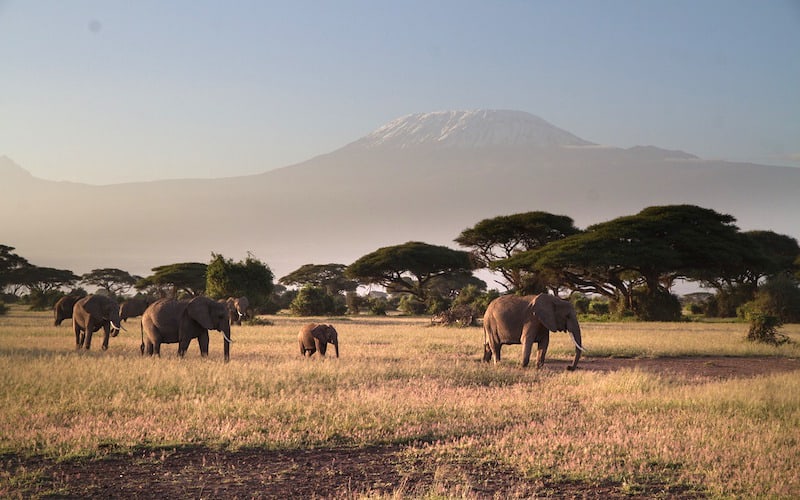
(531, 295, 561, 332)
(188, 298, 214, 330)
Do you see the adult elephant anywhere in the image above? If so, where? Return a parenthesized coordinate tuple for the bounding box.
(482, 294, 584, 370)
(119, 298, 151, 322)
(141, 296, 232, 361)
(298, 323, 339, 358)
(53, 294, 82, 326)
(225, 296, 250, 325)
(73, 294, 124, 350)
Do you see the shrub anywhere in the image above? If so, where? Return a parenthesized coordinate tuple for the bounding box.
(366, 296, 387, 316)
(589, 299, 610, 316)
(742, 274, 800, 324)
(631, 288, 682, 321)
(745, 312, 789, 346)
(0, 301, 7, 316)
(289, 286, 337, 316)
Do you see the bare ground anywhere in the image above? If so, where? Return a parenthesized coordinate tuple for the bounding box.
(2, 356, 797, 499)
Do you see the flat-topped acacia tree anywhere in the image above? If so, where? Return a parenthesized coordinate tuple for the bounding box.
(345, 241, 475, 302)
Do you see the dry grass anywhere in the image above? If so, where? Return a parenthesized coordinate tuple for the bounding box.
(1, 306, 799, 497)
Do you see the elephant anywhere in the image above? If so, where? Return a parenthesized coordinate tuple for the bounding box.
(53, 294, 83, 326)
(72, 294, 124, 350)
(119, 298, 151, 322)
(141, 296, 232, 361)
(482, 293, 584, 370)
(298, 323, 339, 358)
(225, 296, 250, 326)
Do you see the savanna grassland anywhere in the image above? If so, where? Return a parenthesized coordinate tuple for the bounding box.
(1, 306, 799, 498)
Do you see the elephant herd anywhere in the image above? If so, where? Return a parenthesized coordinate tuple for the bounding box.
(53, 293, 584, 369)
(53, 294, 340, 363)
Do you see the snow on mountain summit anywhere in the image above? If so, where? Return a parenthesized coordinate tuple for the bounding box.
(350, 110, 594, 149)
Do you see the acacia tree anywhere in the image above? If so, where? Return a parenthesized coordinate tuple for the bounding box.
(506, 205, 745, 320)
(279, 264, 358, 296)
(345, 241, 475, 302)
(81, 268, 140, 297)
(695, 230, 800, 317)
(136, 262, 207, 298)
(0, 245, 30, 295)
(455, 211, 579, 292)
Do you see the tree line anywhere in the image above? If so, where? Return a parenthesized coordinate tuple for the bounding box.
(2, 204, 799, 323)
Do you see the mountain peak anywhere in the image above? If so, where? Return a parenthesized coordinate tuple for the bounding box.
(0, 156, 34, 182)
(349, 110, 594, 150)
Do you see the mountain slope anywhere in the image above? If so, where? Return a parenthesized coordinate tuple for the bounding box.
(1, 111, 798, 283)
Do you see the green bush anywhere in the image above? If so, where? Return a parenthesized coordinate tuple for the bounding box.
(289, 285, 341, 316)
(631, 288, 682, 321)
(741, 274, 800, 324)
(745, 312, 789, 346)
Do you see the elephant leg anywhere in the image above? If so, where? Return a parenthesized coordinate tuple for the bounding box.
(83, 324, 94, 350)
(482, 343, 493, 362)
(198, 332, 209, 357)
(535, 335, 550, 369)
(74, 325, 83, 349)
(521, 335, 536, 368)
(178, 337, 191, 358)
(299, 341, 306, 356)
(492, 343, 502, 363)
(318, 341, 327, 357)
(153, 341, 161, 357)
(101, 324, 111, 351)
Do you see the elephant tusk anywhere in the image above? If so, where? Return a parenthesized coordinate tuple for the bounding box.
(112, 321, 127, 332)
(568, 332, 585, 352)
(221, 331, 234, 343)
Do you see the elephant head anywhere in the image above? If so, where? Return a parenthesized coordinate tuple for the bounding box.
(530, 293, 584, 370)
(225, 296, 250, 325)
(182, 296, 232, 361)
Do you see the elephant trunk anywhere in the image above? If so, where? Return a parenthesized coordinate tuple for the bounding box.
(566, 321, 584, 371)
(333, 339, 339, 358)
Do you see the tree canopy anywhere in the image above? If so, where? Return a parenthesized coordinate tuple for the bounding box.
(137, 262, 208, 298)
(81, 268, 140, 297)
(206, 253, 275, 307)
(279, 263, 359, 296)
(504, 205, 749, 319)
(346, 241, 475, 300)
(455, 211, 579, 292)
(0, 245, 30, 291)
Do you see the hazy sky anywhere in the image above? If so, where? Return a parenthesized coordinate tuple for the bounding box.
(1, 0, 798, 185)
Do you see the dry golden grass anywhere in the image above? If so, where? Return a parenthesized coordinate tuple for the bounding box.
(1, 306, 799, 497)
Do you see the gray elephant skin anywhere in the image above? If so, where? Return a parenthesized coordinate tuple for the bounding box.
(298, 323, 339, 358)
(72, 294, 123, 351)
(119, 298, 151, 322)
(225, 296, 250, 325)
(141, 296, 232, 361)
(482, 294, 584, 370)
(53, 294, 82, 326)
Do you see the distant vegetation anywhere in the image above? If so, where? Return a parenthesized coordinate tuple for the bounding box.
(2, 204, 799, 327)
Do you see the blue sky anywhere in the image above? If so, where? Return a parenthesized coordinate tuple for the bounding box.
(1, 0, 798, 184)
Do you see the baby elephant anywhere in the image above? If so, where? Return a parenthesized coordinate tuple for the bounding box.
(298, 323, 339, 358)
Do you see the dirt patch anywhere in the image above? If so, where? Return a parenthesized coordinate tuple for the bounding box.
(0, 446, 701, 499)
(574, 355, 800, 381)
(2, 357, 795, 499)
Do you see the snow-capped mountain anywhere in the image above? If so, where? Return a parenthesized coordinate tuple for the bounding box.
(348, 110, 594, 149)
(1, 110, 798, 282)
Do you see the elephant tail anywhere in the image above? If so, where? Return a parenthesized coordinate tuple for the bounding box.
(140, 322, 144, 355)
